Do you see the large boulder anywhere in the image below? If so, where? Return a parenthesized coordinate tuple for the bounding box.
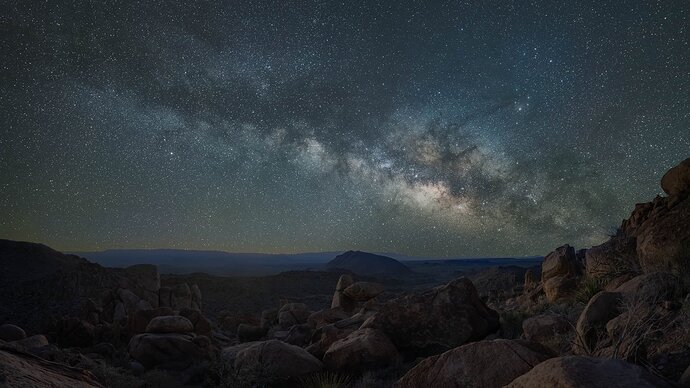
(505, 356, 673, 387)
(308, 307, 349, 329)
(323, 328, 398, 371)
(342, 282, 384, 302)
(145, 316, 193, 334)
(128, 332, 210, 369)
(361, 277, 499, 355)
(574, 291, 623, 354)
(395, 339, 553, 388)
(0, 324, 26, 341)
(234, 340, 323, 383)
(661, 157, 690, 197)
(190, 284, 202, 310)
(541, 245, 582, 302)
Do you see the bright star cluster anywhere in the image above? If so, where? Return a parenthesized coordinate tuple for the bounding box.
(1, 1, 689, 256)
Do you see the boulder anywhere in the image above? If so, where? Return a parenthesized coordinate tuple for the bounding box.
(574, 291, 623, 354)
(342, 282, 384, 301)
(278, 303, 310, 328)
(323, 328, 398, 371)
(234, 340, 323, 383)
(362, 277, 499, 355)
(128, 332, 210, 369)
(171, 283, 192, 309)
(395, 339, 553, 388)
(0, 324, 26, 341)
(542, 245, 582, 302)
(221, 341, 262, 365)
(331, 274, 356, 312)
(505, 356, 673, 387)
(145, 316, 193, 334)
(661, 157, 690, 197)
(0, 345, 104, 387)
(522, 314, 571, 352)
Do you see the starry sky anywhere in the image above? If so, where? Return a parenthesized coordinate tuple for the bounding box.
(1, 1, 689, 256)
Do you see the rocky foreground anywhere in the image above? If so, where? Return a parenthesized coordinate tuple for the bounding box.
(1, 158, 689, 387)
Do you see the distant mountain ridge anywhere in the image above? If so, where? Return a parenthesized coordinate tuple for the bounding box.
(325, 250, 413, 276)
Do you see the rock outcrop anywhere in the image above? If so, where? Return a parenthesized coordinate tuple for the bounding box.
(0, 344, 104, 387)
(541, 245, 582, 302)
(505, 356, 673, 387)
(395, 339, 553, 388)
(362, 277, 499, 355)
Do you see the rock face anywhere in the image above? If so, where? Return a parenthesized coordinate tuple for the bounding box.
(505, 356, 673, 388)
(145, 315, 193, 334)
(234, 340, 323, 383)
(0, 345, 104, 387)
(541, 245, 582, 302)
(326, 251, 412, 277)
(395, 339, 553, 388)
(0, 324, 26, 341)
(362, 277, 499, 355)
(323, 328, 398, 371)
(128, 332, 210, 369)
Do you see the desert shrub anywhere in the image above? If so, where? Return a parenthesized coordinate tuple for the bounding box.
(498, 309, 529, 339)
(349, 371, 397, 388)
(90, 363, 144, 388)
(575, 277, 604, 305)
(300, 371, 351, 388)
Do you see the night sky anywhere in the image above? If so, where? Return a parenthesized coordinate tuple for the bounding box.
(1, 1, 689, 256)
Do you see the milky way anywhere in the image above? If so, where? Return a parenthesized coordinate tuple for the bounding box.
(1, 1, 689, 256)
